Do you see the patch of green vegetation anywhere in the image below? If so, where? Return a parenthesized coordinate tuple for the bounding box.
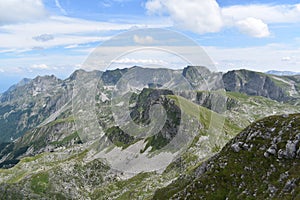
(30, 172, 50, 194)
(105, 126, 135, 149)
(47, 116, 74, 126)
(129, 92, 138, 104)
(169, 94, 242, 136)
(141, 134, 169, 153)
(226, 91, 250, 100)
(50, 131, 80, 146)
(91, 172, 153, 200)
(153, 176, 192, 199)
(168, 95, 211, 129)
(223, 118, 243, 136)
(268, 76, 291, 91)
(7, 171, 27, 184)
(20, 153, 44, 163)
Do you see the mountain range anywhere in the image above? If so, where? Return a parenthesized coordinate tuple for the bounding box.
(0, 66, 299, 199)
(266, 70, 300, 76)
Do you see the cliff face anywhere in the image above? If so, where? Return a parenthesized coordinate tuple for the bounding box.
(182, 65, 223, 90)
(0, 75, 72, 142)
(0, 70, 102, 143)
(183, 67, 300, 103)
(223, 70, 287, 102)
(130, 88, 181, 152)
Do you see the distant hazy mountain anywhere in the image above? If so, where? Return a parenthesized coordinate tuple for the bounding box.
(266, 70, 300, 76)
(5, 78, 32, 93)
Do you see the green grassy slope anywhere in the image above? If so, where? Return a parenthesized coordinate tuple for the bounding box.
(153, 113, 300, 199)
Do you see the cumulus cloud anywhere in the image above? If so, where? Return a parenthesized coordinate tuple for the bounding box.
(145, 0, 223, 34)
(133, 35, 155, 45)
(146, 0, 163, 14)
(222, 4, 300, 24)
(0, 0, 47, 24)
(145, 1, 300, 37)
(236, 18, 270, 38)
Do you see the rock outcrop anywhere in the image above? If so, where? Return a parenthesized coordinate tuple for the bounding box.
(223, 69, 288, 101)
(154, 113, 300, 199)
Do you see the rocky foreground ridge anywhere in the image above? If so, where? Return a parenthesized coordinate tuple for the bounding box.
(154, 113, 300, 199)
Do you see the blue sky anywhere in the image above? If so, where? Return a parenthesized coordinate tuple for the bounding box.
(0, 0, 300, 92)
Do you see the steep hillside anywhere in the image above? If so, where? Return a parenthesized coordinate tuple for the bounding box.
(182, 65, 223, 90)
(154, 113, 300, 199)
(223, 69, 300, 102)
(0, 75, 71, 143)
(0, 107, 81, 169)
(0, 70, 102, 143)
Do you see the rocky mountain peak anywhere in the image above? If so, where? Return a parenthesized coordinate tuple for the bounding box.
(5, 78, 32, 93)
(182, 65, 212, 83)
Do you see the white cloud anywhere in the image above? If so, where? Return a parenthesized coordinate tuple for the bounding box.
(204, 44, 300, 72)
(112, 57, 168, 65)
(65, 44, 79, 49)
(222, 4, 300, 24)
(0, 49, 17, 53)
(30, 64, 50, 70)
(55, 0, 67, 15)
(236, 17, 270, 38)
(0, 0, 47, 24)
(281, 56, 292, 62)
(146, 0, 163, 14)
(146, 0, 223, 34)
(0, 16, 150, 50)
(101, 2, 112, 8)
(145, 1, 300, 37)
(133, 35, 155, 45)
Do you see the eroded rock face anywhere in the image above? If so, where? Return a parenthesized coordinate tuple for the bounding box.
(0, 70, 103, 143)
(0, 75, 72, 142)
(182, 65, 224, 91)
(223, 70, 287, 102)
(130, 88, 181, 151)
(231, 143, 241, 153)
